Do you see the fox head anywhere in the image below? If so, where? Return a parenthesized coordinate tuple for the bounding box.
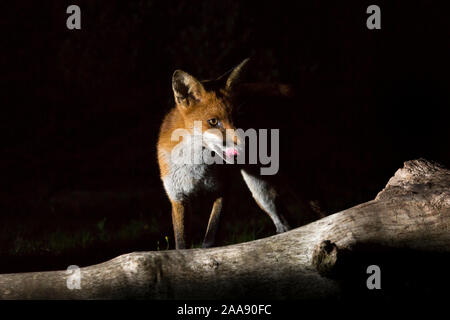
(171, 59, 249, 163)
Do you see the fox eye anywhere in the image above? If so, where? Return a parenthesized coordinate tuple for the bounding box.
(207, 118, 218, 127)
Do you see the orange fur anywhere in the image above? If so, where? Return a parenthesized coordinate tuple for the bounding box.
(157, 89, 235, 179)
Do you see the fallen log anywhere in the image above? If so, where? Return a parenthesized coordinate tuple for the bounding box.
(0, 159, 449, 299)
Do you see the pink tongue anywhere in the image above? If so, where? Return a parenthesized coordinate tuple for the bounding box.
(225, 148, 239, 157)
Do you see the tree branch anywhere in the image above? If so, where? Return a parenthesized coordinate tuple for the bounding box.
(1, 159, 449, 299)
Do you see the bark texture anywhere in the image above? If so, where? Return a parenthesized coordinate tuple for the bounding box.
(0, 159, 449, 299)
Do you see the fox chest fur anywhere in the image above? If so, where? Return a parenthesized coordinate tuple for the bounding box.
(159, 137, 222, 202)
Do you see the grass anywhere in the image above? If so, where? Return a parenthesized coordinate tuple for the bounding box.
(3, 215, 163, 257)
(0, 186, 282, 274)
(3, 207, 280, 258)
(4, 214, 266, 257)
(224, 217, 271, 245)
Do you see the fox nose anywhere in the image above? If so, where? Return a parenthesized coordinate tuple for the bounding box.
(225, 147, 239, 157)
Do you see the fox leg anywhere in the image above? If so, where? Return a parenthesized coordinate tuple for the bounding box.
(171, 200, 186, 249)
(202, 197, 223, 248)
(241, 169, 290, 233)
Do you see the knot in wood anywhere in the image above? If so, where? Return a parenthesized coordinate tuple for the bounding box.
(312, 240, 338, 276)
(209, 258, 219, 269)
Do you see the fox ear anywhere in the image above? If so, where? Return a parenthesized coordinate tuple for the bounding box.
(172, 70, 205, 107)
(226, 58, 250, 91)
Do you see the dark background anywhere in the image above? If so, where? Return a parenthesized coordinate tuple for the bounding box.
(0, 0, 449, 298)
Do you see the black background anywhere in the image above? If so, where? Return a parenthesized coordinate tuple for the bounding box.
(0, 0, 449, 299)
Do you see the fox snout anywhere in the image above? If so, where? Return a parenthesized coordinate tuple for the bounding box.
(201, 126, 242, 163)
(223, 129, 243, 160)
(225, 147, 239, 157)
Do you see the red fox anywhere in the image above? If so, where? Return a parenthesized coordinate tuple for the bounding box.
(157, 59, 291, 249)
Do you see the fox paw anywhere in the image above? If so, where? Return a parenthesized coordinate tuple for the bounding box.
(276, 224, 290, 234)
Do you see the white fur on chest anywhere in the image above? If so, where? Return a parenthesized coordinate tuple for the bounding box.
(161, 137, 220, 201)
